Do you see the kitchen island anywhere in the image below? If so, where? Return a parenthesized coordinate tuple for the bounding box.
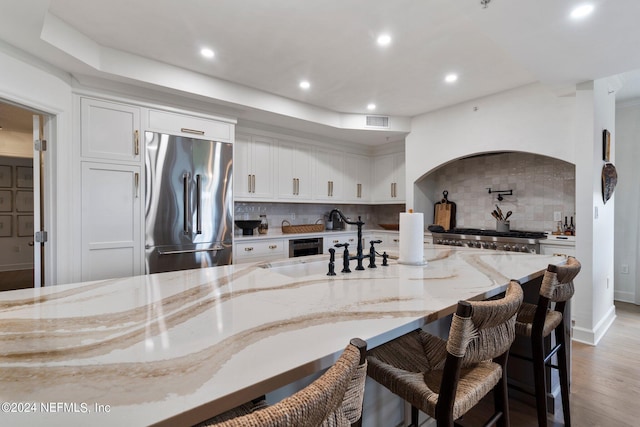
(0, 247, 565, 426)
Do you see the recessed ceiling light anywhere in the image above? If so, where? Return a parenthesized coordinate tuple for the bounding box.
(299, 80, 311, 90)
(367, 103, 376, 110)
(570, 4, 594, 19)
(200, 48, 215, 59)
(377, 34, 392, 46)
(445, 73, 458, 83)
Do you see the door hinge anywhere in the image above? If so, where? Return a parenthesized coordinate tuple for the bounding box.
(35, 230, 48, 243)
(35, 139, 47, 151)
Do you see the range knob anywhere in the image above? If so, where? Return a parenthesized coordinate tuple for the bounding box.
(521, 246, 531, 253)
(467, 241, 474, 247)
(475, 241, 482, 248)
(491, 243, 498, 250)
(435, 239, 442, 244)
(504, 245, 511, 251)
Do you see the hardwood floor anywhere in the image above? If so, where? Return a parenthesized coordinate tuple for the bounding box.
(0, 269, 33, 291)
(459, 301, 640, 427)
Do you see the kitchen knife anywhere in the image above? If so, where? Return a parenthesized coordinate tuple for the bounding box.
(495, 204, 504, 220)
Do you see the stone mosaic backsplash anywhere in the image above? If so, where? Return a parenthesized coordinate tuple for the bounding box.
(234, 202, 405, 235)
(423, 152, 575, 233)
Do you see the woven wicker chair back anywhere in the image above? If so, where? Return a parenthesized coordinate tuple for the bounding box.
(540, 257, 581, 302)
(212, 341, 365, 427)
(447, 281, 523, 365)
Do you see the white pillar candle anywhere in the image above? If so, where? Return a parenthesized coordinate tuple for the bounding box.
(398, 212, 425, 265)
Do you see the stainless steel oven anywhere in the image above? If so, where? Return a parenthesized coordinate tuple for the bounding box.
(289, 238, 323, 257)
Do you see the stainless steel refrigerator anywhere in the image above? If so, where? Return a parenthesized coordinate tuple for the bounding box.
(145, 131, 232, 273)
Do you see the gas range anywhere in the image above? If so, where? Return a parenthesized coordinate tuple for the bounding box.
(431, 228, 547, 253)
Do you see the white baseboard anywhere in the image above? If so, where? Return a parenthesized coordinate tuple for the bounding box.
(614, 290, 635, 303)
(573, 305, 617, 345)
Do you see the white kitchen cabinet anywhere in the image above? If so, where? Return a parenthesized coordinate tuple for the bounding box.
(234, 239, 286, 264)
(146, 109, 234, 142)
(80, 162, 142, 281)
(277, 141, 312, 200)
(373, 152, 405, 203)
(343, 153, 371, 202)
(80, 97, 141, 162)
(323, 233, 359, 254)
(234, 133, 276, 199)
(539, 240, 576, 257)
(314, 149, 344, 201)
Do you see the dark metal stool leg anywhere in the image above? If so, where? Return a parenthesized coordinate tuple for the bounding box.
(555, 322, 571, 426)
(532, 335, 548, 427)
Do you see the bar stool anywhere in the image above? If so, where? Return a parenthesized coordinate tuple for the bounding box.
(367, 281, 523, 427)
(197, 337, 368, 427)
(514, 257, 581, 427)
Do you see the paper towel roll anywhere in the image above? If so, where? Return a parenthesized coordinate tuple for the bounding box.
(398, 212, 425, 265)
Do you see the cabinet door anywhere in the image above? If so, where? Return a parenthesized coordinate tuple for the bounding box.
(372, 154, 396, 202)
(234, 134, 275, 199)
(277, 142, 312, 200)
(393, 153, 406, 201)
(251, 136, 275, 198)
(314, 149, 344, 201)
(344, 154, 370, 202)
(81, 98, 141, 162)
(81, 162, 142, 281)
(147, 109, 233, 142)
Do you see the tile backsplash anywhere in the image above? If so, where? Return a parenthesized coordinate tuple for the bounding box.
(421, 152, 575, 233)
(234, 202, 405, 235)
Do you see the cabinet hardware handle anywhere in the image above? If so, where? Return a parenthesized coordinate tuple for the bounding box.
(293, 178, 297, 195)
(328, 181, 331, 197)
(159, 247, 223, 255)
(244, 247, 254, 251)
(134, 130, 139, 155)
(183, 173, 190, 234)
(195, 174, 202, 234)
(181, 128, 205, 135)
(333, 239, 339, 244)
(296, 178, 299, 195)
(269, 245, 277, 249)
(331, 181, 334, 196)
(390, 183, 394, 197)
(357, 183, 361, 198)
(248, 175, 252, 193)
(348, 238, 354, 242)
(251, 175, 256, 193)
(134, 172, 139, 198)
(393, 239, 399, 243)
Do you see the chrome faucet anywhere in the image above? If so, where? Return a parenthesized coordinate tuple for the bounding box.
(329, 209, 366, 270)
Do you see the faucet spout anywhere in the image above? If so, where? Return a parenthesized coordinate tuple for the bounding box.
(329, 209, 366, 270)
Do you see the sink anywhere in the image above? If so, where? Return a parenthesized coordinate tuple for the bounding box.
(260, 256, 330, 278)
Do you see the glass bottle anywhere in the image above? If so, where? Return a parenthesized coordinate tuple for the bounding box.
(258, 214, 268, 235)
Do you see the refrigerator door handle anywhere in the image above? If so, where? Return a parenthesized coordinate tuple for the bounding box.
(158, 246, 224, 255)
(195, 174, 202, 234)
(183, 172, 190, 234)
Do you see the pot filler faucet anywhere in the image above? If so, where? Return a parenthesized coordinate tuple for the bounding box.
(327, 209, 387, 274)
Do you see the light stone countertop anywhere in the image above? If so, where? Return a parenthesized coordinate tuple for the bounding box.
(0, 246, 565, 426)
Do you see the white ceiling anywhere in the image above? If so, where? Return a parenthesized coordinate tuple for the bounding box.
(1, 0, 640, 143)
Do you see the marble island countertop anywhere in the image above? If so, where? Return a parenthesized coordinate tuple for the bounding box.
(0, 247, 565, 426)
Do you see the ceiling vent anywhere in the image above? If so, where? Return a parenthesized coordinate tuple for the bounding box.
(365, 115, 389, 128)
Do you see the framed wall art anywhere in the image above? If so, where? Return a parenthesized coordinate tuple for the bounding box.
(0, 190, 12, 212)
(16, 166, 34, 188)
(15, 190, 33, 212)
(602, 129, 611, 162)
(17, 215, 33, 237)
(0, 215, 11, 237)
(0, 165, 11, 187)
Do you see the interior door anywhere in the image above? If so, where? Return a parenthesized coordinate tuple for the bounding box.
(32, 115, 44, 287)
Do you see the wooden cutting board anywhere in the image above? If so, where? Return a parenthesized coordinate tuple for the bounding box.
(434, 203, 453, 230)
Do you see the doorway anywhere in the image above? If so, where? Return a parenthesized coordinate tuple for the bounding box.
(0, 100, 47, 291)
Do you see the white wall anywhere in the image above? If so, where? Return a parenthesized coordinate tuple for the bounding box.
(406, 81, 616, 345)
(0, 42, 75, 285)
(614, 102, 640, 303)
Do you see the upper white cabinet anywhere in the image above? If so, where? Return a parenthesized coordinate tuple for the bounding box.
(343, 153, 371, 202)
(234, 133, 275, 199)
(146, 109, 233, 142)
(277, 141, 312, 200)
(314, 149, 344, 201)
(372, 152, 405, 203)
(81, 97, 141, 162)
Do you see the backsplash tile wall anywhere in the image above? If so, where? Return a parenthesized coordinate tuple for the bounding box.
(234, 202, 405, 236)
(426, 152, 575, 233)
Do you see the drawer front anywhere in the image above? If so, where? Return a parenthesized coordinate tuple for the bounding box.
(148, 109, 233, 142)
(235, 239, 286, 261)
